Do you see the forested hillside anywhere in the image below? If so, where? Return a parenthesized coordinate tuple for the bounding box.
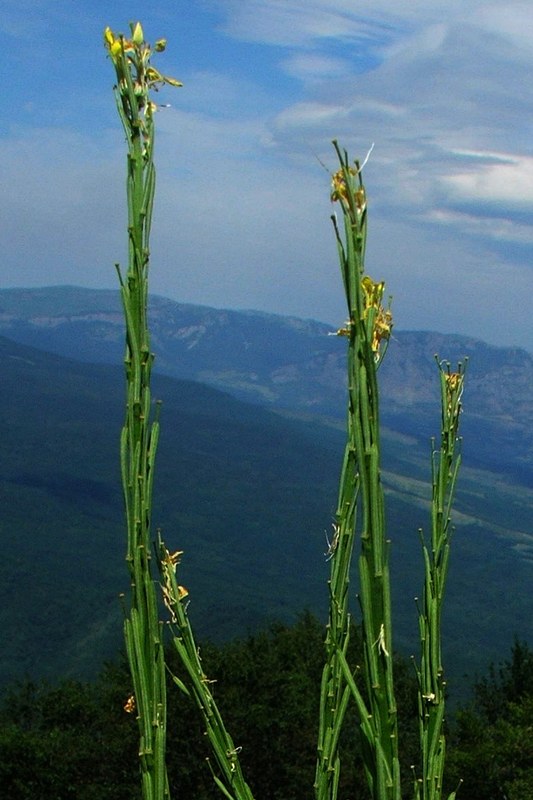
(1, 330, 532, 689)
(2, 616, 532, 800)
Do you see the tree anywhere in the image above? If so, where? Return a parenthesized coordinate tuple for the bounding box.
(0, 615, 424, 799)
(447, 640, 533, 800)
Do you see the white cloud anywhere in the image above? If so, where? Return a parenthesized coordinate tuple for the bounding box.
(366, 215, 533, 349)
(214, 0, 400, 47)
(171, 69, 279, 118)
(214, 0, 533, 349)
(213, 0, 486, 49)
(3, 0, 533, 352)
(474, 2, 533, 52)
(274, 101, 350, 130)
(146, 108, 338, 320)
(281, 53, 353, 81)
(425, 209, 533, 245)
(444, 154, 533, 207)
(261, 7, 533, 230)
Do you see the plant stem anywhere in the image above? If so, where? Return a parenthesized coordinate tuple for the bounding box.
(158, 538, 256, 800)
(105, 23, 181, 800)
(413, 359, 466, 800)
(316, 141, 399, 800)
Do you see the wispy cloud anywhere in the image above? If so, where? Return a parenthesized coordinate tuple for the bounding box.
(220, 0, 533, 347)
(254, 5, 533, 246)
(444, 153, 533, 207)
(1, 0, 532, 349)
(215, 0, 403, 47)
(281, 53, 354, 82)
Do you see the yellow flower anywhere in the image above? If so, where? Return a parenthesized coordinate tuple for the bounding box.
(330, 167, 366, 213)
(103, 27, 115, 47)
(103, 27, 134, 60)
(444, 371, 464, 417)
(361, 276, 385, 312)
(124, 694, 136, 713)
(445, 372, 462, 392)
(371, 307, 393, 357)
(331, 167, 355, 203)
(161, 546, 184, 572)
(104, 24, 183, 93)
(360, 276, 392, 358)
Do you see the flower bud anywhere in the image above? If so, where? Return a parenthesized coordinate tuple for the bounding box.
(131, 21, 144, 45)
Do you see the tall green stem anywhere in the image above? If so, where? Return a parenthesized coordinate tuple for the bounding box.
(413, 359, 466, 800)
(315, 141, 399, 800)
(158, 537, 256, 800)
(104, 23, 181, 800)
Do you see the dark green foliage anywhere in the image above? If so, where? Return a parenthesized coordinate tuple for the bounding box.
(471, 638, 533, 722)
(5, 619, 531, 800)
(0, 669, 140, 799)
(0, 616, 423, 800)
(446, 640, 533, 799)
(166, 612, 329, 800)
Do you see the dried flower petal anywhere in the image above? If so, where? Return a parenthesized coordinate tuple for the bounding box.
(124, 694, 136, 713)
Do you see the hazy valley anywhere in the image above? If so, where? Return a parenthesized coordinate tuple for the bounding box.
(0, 286, 532, 696)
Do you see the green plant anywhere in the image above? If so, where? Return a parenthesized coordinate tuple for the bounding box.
(447, 641, 533, 800)
(315, 142, 465, 800)
(105, 22, 253, 800)
(315, 142, 398, 800)
(413, 360, 465, 800)
(104, 22, 181, 800)
(105, 25, 466, 799)
(158, 538, 255, 800)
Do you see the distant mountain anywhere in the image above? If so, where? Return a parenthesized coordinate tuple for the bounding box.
(1, 288, 532, 694)
(0, 335, 337, 686)
(1, 286, 532, 479)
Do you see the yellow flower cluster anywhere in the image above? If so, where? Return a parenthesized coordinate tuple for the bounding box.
(444, 371, 464, 418)
(160, 545, 189, 624)
(103, 22, 182, 108)
(445, 372, 462, 393)
(331, 167, 366, 213)
(361, 276, 393, 359)
(123, 694, 136, 714)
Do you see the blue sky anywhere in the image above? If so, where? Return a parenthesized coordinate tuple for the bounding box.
(2, 0, 533, 350)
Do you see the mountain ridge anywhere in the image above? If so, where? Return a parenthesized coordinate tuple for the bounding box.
(1, 288, 532, 691)
(1, 285, 532, 479)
